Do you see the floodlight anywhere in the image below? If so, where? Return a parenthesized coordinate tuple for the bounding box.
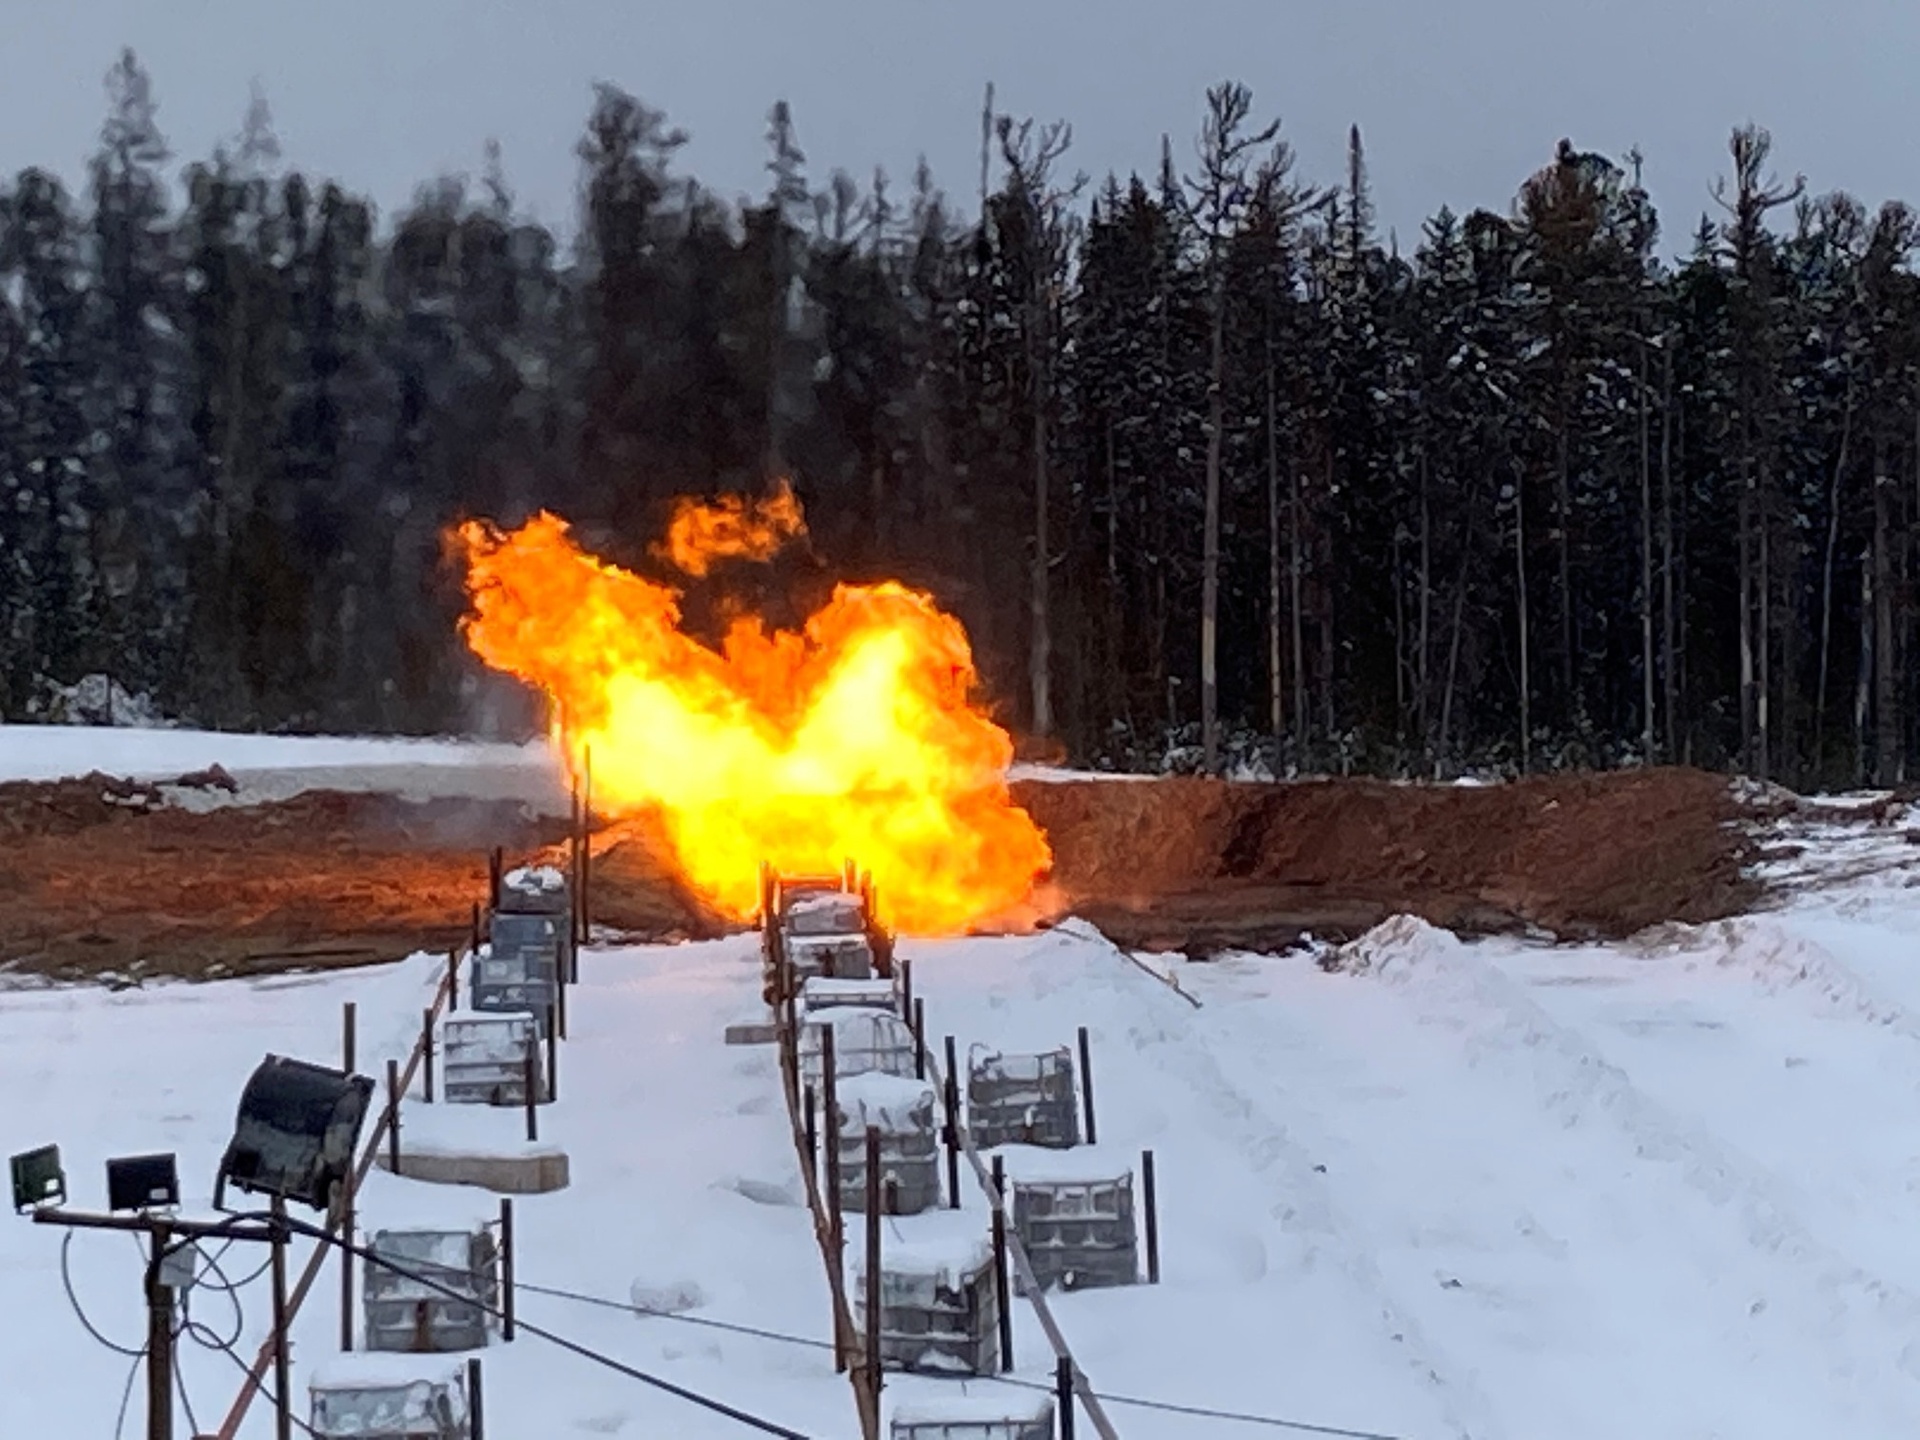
(106, 1152, 179, 1213)
(214, 1054, 374, 1215)
(10, 1145, 65, 1213)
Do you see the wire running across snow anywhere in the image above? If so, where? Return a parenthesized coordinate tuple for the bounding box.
(514, 1272, 1413, 1439)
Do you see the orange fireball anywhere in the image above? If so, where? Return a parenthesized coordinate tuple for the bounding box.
(453, 490, 1051, 934)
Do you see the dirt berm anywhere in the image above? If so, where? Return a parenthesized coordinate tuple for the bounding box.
(0, 764, 1758, 981)
(0, 774, 718, 982)
(1011, 767, 1759, 954)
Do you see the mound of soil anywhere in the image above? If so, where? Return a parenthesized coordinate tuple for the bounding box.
(578, 817, 731, 943)
(0, 778, 714, 982)
(1013, 767, 1760, 954)
(0, 763, 1761, 982)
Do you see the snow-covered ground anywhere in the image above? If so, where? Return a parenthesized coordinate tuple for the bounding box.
(0, 724, 568, 810)
(10, 731, 1920, 1436)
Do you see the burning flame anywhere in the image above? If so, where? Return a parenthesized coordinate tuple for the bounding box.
(656, 476, 807, 577)
(453, 490, 1051, 934)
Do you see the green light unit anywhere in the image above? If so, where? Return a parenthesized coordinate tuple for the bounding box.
(10, 1145, 66, 1214)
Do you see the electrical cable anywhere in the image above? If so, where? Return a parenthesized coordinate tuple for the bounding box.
(181, 1242, 253, 1351)
(198, 1233, 274, 1290)
(61, 1229, 146, 1358)
(985, 1371, 1409, 1438)
(172, 1346, 203, 1439)
(511, 1278, 836, 1352)
(110, 1346, 143, 1440)
(511, 1274, 1410, 1438)
(191, 1320, 325, 1439)
(275, 1217, 820, 1440)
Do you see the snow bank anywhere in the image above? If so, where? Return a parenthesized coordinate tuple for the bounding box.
(1633, 914, 1920, 1034)
(0, 723, 552, 784)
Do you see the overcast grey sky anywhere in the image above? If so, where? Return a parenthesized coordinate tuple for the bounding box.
(1, 0, 1911, 256)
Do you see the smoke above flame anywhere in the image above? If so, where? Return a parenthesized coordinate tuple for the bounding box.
(453, 487, 1052, 935)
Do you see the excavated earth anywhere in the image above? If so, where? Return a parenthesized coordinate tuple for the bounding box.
(0, 764, 1766, 982)
(1013, 767, 1766, 954)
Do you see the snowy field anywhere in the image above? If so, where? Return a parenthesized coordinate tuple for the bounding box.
(7, 731, 1920, 1437)
(0, 723, 568, 809)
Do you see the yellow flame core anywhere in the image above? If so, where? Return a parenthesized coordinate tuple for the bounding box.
(454, 508, 1052, 934)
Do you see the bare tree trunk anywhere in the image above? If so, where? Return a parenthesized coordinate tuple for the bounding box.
(978, 83, 993, 215)
(1200, 276, 1225, 774)
(1738, 456, 1756, 773)
(1875, 450, 1898, 784)
(1320, 448, 1336, 747)
(1515, 472, 1531, 773)
(1661, 345, 1677, 764)
(1105, 421, 1119, 584)
(1815, 392, 1853, 767)
(1758, 460, 1773, 779)
(1029, 389, 1052, 739)
(1555, 422, 1574, 731)
(1437, 520, 1473, 775)
(1638, 340, 1655, 763)
(1857, 544, 1873, 783)
(1290, 454, 1307, 762)
(1674, 392, 1690, 763)
(1418, 443, 1433, 761)
(1266, 342, 1284, 744)
(1392, 524, 1407, 739)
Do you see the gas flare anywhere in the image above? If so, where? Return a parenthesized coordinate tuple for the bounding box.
(453, 494, 1051, 934)
(656, 477, 808, 577)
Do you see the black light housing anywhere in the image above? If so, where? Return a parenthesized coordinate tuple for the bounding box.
(10, 1145, 65, 1213)
(214, 1054, 374, 1215)
(106, 1152, 179, 1213)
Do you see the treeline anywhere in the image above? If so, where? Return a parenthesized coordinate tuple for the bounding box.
(5, 52, 1919, 787)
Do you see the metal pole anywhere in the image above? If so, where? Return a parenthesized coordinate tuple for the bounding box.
(448, 949, 460, 1011)
(147, 1221, 173, 1440)
(545, 1007, 559, 1099)
(821, 1026, 844, 1373)
(943, 1035, 961, 1209)
(499, 1198, 515, 1342)
(1142, 1149, 1160, 1284)
(523, 1050, 539, 1142)
(342, 1001, 356, 1074)
(466, 1357, 484, 1440)
(570, 784, 583, 951)
(865, 1127, 883, 1396)
(899, 959, 914, 1024)
(912, 998, 926, 1080)
(270, 1199, 292, 1440)
(422, 1008, 435, 1102)
(1077, 1025, 1096, 1145)
(1056, 1355, 1075, 1439)
(803, 1084, 818, 1171)
(822, 1026, 842, 1237)
(385, 1060, 400, 1174)
(991, 1154, 1012, 1373)
(581, 744, 592, 953)
(339, 1192, 354, 1352)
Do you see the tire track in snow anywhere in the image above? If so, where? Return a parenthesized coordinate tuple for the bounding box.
(1344, 917, 1920, 1414)
(1060, 928, 1507, 1440)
